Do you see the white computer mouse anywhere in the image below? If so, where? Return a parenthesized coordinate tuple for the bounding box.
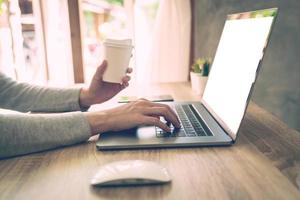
(91, 160, 172, 186)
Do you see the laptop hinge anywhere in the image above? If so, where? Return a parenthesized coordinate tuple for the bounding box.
(196, 102, 234, 141)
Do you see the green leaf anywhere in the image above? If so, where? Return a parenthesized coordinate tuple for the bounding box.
(191, 57, 211, 76)
(106, 0, 123, 6)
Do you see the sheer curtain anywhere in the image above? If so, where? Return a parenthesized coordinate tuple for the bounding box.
(135, 0, 191, 83)
(41, 0, 74, 86)
(0, 13, 15, 79)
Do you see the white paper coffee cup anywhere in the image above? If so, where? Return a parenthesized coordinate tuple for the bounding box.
(102, 39, 133, 83)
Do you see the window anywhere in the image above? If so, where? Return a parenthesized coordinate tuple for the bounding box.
(0, 0, 47, 85)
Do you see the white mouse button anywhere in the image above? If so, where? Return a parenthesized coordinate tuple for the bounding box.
(91, 160, 171, 186)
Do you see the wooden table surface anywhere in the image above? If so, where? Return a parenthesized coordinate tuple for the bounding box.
(0, 82, 299, 200)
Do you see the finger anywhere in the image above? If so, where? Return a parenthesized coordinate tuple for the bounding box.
(150, 102, 180, 122)
(120, 85, 126, 90)
(143, 107, 180, 128)
(136, 100, 179, 124)
(151, 115, 160, 120)
(126, 68, 133, 73)
(158, 103, 179, 121)
(120, 81, 129, 89)
(121, 75, 131, 83)
(142, 116, 171, 132)
(142, 107, 180, 128)
(93, 60, 108, 81)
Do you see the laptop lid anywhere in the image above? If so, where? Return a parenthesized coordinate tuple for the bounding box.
(201, 8, 278, 141)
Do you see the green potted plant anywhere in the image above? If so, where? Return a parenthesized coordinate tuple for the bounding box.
(190, 58, 211, 95)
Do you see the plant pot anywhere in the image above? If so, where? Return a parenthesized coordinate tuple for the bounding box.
(190, 72, 208, 95)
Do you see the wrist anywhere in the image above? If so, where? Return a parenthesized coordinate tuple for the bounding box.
(84, 111, 111, 136)
(79, 88, 93, 108)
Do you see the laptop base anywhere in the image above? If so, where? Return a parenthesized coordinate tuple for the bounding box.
(96, 102, 233, 150)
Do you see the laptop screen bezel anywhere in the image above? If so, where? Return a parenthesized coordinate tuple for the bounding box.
(200, 8, 278, 141)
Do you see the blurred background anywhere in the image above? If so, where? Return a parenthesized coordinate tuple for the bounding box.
(0, 0, 299, 131)
(191, 0, 300, 132)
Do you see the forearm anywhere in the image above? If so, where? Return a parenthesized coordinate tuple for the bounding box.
(84, 111, 111, 134)
(0, 112, 91, 159)
(0, 73, 85, 112)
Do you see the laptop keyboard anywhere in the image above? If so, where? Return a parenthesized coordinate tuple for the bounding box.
(156, 104, 213, 137)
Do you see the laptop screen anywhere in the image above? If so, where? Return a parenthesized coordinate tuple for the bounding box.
(202, 8, 277, 140)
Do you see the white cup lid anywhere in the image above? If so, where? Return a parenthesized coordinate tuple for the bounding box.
(104, 38, 132, 47)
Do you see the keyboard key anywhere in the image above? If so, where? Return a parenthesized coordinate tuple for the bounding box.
(156, 104, 212, 138)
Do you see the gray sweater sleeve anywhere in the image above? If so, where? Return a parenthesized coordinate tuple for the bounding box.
(0, 73, 92, 158)
(0, 72, 85, 112)
(0, 112, 91, 158)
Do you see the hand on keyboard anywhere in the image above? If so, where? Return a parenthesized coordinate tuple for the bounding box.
(155, 104, 211, 137)
(85, 99, 181, 135)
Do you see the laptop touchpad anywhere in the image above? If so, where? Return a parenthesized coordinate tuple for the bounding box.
(137, 126, 157, 140)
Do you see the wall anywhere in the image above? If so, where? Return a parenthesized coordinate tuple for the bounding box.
(191, 0, 300, 131)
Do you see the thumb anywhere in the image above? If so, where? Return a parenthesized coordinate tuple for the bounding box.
(93, 60, 108, 81)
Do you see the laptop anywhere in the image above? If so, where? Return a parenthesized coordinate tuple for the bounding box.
(97, 8, 278, 150)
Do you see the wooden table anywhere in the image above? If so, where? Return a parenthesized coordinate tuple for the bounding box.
(0, 82, 299, 200)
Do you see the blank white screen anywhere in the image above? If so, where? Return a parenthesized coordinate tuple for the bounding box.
(202, 17, 273, 135)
